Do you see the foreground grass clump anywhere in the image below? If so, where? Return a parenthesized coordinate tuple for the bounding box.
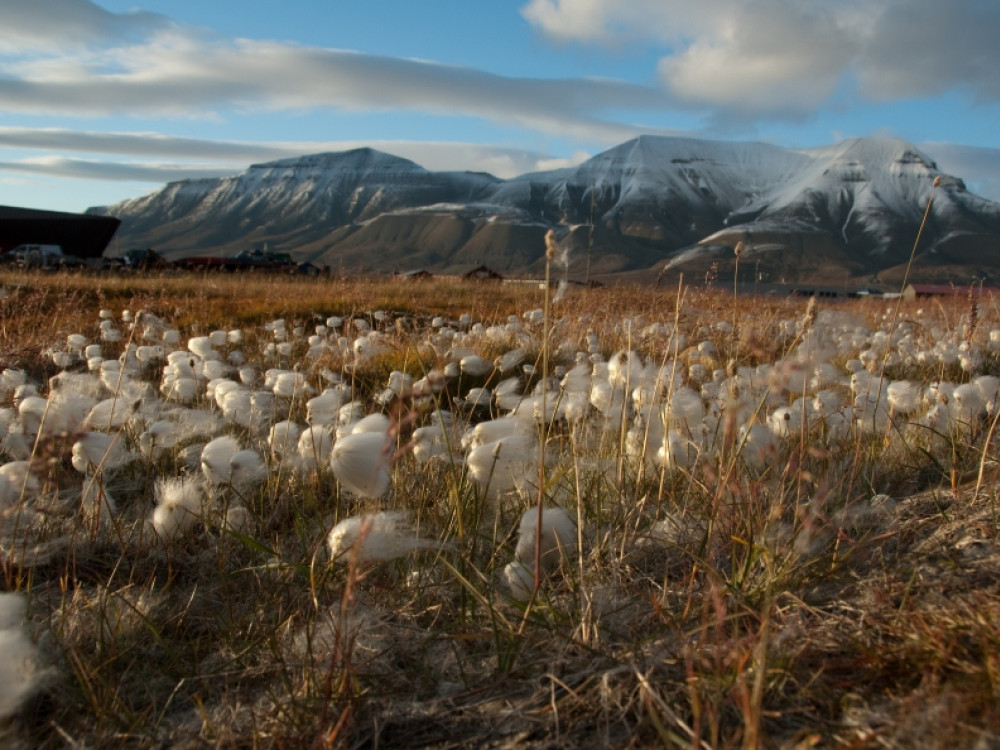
(2, 268, 1000, 747)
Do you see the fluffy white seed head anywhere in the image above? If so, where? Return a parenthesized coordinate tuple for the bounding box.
(152, 476, 204, 539)
(515, 506, 577, 573)
(327, 511, 435, 562)
(71, 431, 132, 473)
(297, 425, 335, 473)
(307, 391, 344, 426)
(268, 420, 302, 460)
(0, 593, 42, 719)
(951, 383, 985, 423)
(0, 462, 40, 507)
(737, 424, 778, 471)
(187, 336, 217, 360)
(502, 561, 535, 599)
(229, 449, 267, 491)
(658, 430, 700, 471)
(411, 424, 451, 464)
(466, 433, 538, 499)
(459, 355, 493, 377)
(200, 436, 241, 484)
(887, 380, 922, 414)
(138, 420, 179, 459)
(330, 430, 392, 498)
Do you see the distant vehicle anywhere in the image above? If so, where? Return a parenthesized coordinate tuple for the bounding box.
(233, 248, 297, 272)
(119, 247, 169, 271)
(11, 244, 84, 269)
(176, 248, 298, 273)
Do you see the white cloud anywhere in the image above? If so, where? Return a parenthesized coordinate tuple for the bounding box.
(0, 156, 234, 183)
(0, 1, 667, 145)
(0, 127, 593, 182)
(0, 127, 289, 160)
(858, 0, 1000, 101)
(522, 0, 1000, 116)
(0, 0, 172, 54)
(521, 0, 720, 45)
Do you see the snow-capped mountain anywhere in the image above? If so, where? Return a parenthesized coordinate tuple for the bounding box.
(90, 137, 1000, 283)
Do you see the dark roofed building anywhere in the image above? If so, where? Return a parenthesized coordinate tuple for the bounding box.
(461, 265, 503, 281)
(0, 205, 121, 259)
(393, 269, 433, 280)
(902, 283, 1000, 300)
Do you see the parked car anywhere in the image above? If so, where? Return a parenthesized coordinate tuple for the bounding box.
(11, 244, 84, 269)
(119, 247, 169, 271)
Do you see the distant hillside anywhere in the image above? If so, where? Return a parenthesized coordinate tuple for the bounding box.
(89, 137, 1000, 284)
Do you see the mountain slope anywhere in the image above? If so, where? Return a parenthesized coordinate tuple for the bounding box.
(90, 137, 1000, 283)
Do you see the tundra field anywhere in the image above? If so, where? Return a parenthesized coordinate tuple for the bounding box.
(3, 269, 1000, 748)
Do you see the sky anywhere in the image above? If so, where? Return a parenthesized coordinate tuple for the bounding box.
(2, 0, 999, 214)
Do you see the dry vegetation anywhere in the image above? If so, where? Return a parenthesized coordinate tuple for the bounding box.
(2, 268, 1000, 748)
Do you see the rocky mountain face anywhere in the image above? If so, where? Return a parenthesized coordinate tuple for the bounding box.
(90, 137, 1000, 284)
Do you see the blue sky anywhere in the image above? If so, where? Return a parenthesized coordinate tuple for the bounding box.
(2, 0, 999, 213)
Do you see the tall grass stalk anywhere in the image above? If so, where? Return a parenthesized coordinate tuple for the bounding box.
(533, 230, 557, 591)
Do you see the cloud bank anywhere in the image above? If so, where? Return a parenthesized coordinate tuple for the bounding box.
(521, 0, 1000, 117)
(0, 127, 590, 182)
(0, 0, 666, 144)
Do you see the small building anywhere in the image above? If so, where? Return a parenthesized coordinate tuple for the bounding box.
(461, 265, 503, 281)
(901, 284, 1000, 300)
(394, 269, 433, 280)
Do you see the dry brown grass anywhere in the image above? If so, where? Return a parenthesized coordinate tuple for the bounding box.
(2, 268, 1000, 748)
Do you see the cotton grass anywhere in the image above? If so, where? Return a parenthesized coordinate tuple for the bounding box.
(4, 269, 1000, 747)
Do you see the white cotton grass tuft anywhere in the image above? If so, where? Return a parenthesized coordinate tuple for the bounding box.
(229, 449, 268, 492)
(461, 417, 526, 451)
(187, 336, 218, 360)
(268, 420, 302, 461)
(950, 382, 985, 423)
(297, 425, 335, 473)
(463, 387, 492, 412)
(767, 405, 801, 439)
(410, 424, 453, 464)
(307, 390, 344, 426)
(887, 380, 922, 415)
(200, 436, 241, 484)
(514, 506, 577, 573)
(85, 396, 142, 430)
(501, 560, 535, 600)
(459, 355, 493, 377)
(737, 424, 778, 472)
(0, 462, 40, 508)
(221, 504, 254, 535)
(636, 512, 707, 551)
(137, 419, 179, 460)
(0, 369, 28, 403)
(347, 413, 391, 435)
(657, 430, 700, 471)
(329, 429, 392, 498)
(0, 592, 43, 720)
(327, 510, 438, 563)
(71, 431, 133, 474)
(465, 433, 538, 499)
(974, 375, 1000, 414)
(151, 476, 204, 539)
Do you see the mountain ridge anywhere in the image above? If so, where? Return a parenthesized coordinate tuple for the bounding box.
(90, 136, 1000, 284)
